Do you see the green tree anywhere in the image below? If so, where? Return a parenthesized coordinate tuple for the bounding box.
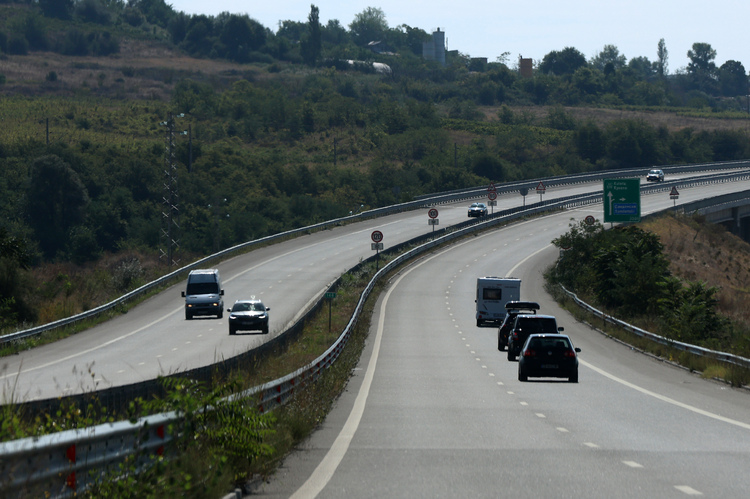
(590, 44, 626, 72)
(300, 4, 322, 66)
(219, 14, 256, 62)
(349, 7, 388, 46)
(25, 155, 90, 258)
(687, 42, 718, 93)
(39, 0, 74, 19)
(604, 119, 661, 168)
(656, 38, 668, 77)
(718, 60, 748, 97)
(539, 47, 586, 75)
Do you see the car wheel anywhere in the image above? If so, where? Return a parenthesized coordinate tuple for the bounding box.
(185, 312, 192, 320)
(218, 310, 223, 319)
(507, 349, 515, 361)
(262, 325, 269, 334)
(518, 368, 527, 382)
(476, 319, 482, 327)
(569, 371, 578, 383)
(229, 326, 236, 335)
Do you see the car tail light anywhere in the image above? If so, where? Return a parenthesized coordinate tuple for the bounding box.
(564, 350, 576, 358)
(523, 349, 536, 357)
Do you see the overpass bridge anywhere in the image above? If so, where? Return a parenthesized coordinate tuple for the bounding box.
(676, 188, 750, 242)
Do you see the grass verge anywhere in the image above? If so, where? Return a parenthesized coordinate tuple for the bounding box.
(545, 280, 750, 389)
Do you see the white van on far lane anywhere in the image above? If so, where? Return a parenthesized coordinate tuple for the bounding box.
(181, 268, 224, 320)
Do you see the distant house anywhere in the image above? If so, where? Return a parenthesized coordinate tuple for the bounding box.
(519, 58, 533, 78)
(422, 29, 446, 66)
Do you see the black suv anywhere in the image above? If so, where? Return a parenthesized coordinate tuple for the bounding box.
(497, 301, 540, 351)
(227, 298, 270, 335)
(506, 314, 563, 361)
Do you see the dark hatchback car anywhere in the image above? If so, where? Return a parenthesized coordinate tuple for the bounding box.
(507, 314, 563, 361)
(518, 333, 580, 383)
(468, 202, 488, 217)
(227, 299, 270, 335)
(497, 301, 540, 351)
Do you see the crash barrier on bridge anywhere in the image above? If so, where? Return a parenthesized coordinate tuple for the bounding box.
(560, 285, 750, 370)
(3, 159, 748, 346)
(3, 164, 750, 497)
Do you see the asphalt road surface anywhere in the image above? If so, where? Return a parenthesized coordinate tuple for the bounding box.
(256, 181, 750, 498)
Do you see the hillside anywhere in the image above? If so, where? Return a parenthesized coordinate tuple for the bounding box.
(641, 214, 750, 326)
(1, 2, 750, 335)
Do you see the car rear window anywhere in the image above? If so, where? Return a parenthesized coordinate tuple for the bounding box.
(529, 337, 571, 350)
(516, 317, 557, 333)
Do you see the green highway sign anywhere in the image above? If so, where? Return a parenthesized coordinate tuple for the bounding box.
(325, 292, 337, 299)
(603, 178, 641, 223)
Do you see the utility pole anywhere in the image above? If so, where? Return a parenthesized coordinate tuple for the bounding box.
(159, 112, 184, 267)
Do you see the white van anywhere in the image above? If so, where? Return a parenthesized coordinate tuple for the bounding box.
(475, 277, 521, 327)
(181, 269, 224, 320)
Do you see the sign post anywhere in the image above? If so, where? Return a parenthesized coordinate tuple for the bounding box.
(603, 179, 641, 223)
(536, 181, 546, 203)
(325, 291, 336, 333)
(428, 208, 439, 235)
(371, 230, 384, 270)
(487, 190, 497, 213)
(519, 187, 529, 206)
(669, 186, 679, 208)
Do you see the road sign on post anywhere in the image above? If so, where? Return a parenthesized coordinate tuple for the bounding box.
(371, 230, 384, 270)
(428, 208, 438, 219)
(519, 187, 529, 206)
(536, 181, 546, 202)
(670, 186, 679, 207)
(603, 178, 641, 223)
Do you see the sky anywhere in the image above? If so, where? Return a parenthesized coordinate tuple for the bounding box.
(172, 1, 749, 71)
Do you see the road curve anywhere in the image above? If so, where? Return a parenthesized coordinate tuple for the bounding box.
(258, 181, 750, 498)
(0, 172, 747, 405)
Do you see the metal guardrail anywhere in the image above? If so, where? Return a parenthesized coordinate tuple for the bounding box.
(3, 160, 749, 345)
(0, 187, 604, 498)
(2, 165, 750, 497)
(560, 286, 750, 370)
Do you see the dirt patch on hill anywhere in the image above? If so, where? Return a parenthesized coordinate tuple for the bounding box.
(0, 40, 262, 100)
(641, 214, 750, 325)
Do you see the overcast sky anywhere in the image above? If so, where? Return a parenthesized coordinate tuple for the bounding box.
(171, 1, 749, 71)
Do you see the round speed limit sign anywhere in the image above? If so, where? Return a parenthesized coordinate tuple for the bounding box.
(371, 230, 384, 243)
(428, 208, 439, 219)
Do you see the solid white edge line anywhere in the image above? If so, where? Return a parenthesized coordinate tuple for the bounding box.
(580, 359, 750, 430)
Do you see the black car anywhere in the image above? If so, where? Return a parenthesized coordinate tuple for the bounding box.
(468, 202, 488, 217)
(497, 301, 540, 351)
(227, 298, 270, 335)
(507, 314, 563, 361)
(518, 333, 580, 383)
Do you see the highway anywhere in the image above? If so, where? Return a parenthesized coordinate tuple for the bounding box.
(256, 180, 750, 498)
(1, 170, 633, 402)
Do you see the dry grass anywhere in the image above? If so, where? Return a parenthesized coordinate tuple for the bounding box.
(640, 213, 750, 325)
(0, 40, 263, 100)
(482, 105, 750, 133)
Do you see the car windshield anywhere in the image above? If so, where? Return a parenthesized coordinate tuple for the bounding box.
(186, 282, 218, 295)
(233, 302, 266, 312)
